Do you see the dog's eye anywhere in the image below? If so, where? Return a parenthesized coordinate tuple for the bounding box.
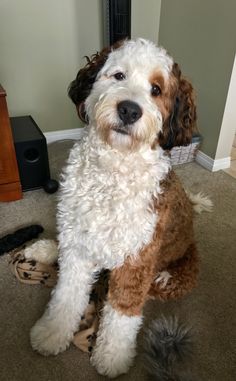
(114, 72, 126, 81)
(151, 84, 162, 97)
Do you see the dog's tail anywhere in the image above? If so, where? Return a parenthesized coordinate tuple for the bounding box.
(186, 190, 213, 214)
(143, 316, 196, 381)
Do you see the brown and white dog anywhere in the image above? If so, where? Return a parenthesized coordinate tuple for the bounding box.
(30, 39, 199, 378)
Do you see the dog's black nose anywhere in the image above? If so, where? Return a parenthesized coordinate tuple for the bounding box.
(117, 100, 142, 125)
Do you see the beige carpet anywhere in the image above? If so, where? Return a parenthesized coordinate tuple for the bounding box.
(0, 140, 236, 381)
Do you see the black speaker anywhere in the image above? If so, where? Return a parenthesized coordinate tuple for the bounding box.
(10, 116, 52, 191)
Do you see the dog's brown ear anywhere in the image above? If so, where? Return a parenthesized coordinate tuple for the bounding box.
(159, 63, 197, 150)
(68, 41, 124, 123)
(68, 50, 110, 123)
(76, 102, 88, 124)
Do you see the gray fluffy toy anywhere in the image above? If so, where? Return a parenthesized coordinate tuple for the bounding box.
(143, 316, 200, 381)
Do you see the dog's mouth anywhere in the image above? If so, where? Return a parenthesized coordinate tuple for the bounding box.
(112, 127, 130, 135)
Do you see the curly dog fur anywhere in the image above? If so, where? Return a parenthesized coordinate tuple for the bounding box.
(30, 38, 199, 378)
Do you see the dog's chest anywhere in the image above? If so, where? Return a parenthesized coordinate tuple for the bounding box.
(58, 133, 170, 268)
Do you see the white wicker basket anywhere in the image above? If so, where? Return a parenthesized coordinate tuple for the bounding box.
(170, 135, 201, 165)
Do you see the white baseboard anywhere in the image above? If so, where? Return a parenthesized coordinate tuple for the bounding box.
(44, 127, 85, 144)
(196, 150, 231, 172)
(212, 156, 231, 171)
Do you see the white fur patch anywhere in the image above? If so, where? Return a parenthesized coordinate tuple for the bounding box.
(57, 127, 170, 269)
(91, 302, 143, 378)
(85, 39, 173, 149)
(186, 191, 213, 214)
(24, 239, 58, 265)
(30, 259, 96, 355)
(99, 39, 173, 80)
(155, 271, 172, 289)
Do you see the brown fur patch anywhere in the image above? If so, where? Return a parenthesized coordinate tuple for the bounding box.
(149, 71, 166, 92)
(158, 63, 197, 150)
(149, 243, 199, 301)
(108, 246, 157, 316)
(108, 171, 199, 316)
(149, 70, 178, 122)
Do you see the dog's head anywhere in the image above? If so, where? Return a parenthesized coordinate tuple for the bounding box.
(68, 39, 197, 151)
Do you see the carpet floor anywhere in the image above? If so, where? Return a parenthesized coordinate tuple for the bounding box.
(0, 140, 235, 381)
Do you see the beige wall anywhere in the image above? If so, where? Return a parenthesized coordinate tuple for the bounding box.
(0, 0, 102, 133)
(3, 0, 234, 159)
(159, 0, 236, 159)
(131, 0, 161, 42)
(0, 0, 162, 134)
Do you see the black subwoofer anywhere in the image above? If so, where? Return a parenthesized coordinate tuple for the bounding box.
(10, 116, 57, 192)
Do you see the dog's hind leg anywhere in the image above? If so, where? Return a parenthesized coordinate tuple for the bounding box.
(91, 250, 155, 378)
(30, 258, 97, 356)
(148, 243, 199, 301)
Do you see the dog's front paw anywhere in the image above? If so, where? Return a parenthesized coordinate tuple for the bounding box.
(90, 343, 135, 378)
(30, 316, 71, 356)
(90, 302, 141, 378)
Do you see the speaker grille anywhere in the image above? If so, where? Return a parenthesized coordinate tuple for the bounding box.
(103, 0, 131, 46)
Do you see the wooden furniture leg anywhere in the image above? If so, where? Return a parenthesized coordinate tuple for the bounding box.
(0, 84, 22, 201)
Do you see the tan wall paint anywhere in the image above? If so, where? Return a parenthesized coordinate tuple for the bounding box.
(0, 0, 163, 134)
(131, 0, 161, 42)
(0, 0, 102, 133)
(159, 0, 236, 158)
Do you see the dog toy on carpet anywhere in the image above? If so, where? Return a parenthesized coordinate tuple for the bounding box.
(8, 240, 109, 353)
(9, 247, 58, 287)
(8, 240, 199, 375)
(8, 239, 59, 286)
(143, 316, 197, 381)
(0, 225, 44, 255)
